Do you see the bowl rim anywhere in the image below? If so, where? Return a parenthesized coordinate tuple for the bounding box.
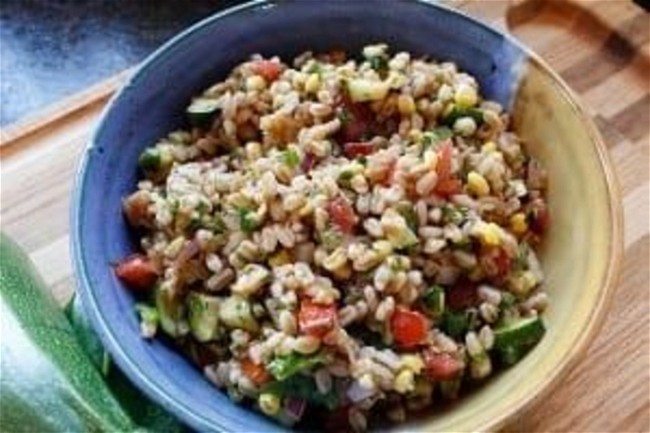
(70, 0, 624, 431)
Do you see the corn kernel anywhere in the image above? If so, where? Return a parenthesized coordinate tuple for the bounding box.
(397, 94, 416, 115)
(482, 141, 497, 153)
(258, 393, 280, 416)
(305, 73, 321, 94)
(394, 369, 416, 394)
(268, 250, 291, 267)
(246, 75, 266, 92)
(454, 83, 478, 107)
(467, 171, 490, 197)
(510, 212, 528, 235)
(473, 222, 504, 247)
(400, 354, 424, 374)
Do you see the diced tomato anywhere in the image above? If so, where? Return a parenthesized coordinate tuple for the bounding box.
(528, 199, 551, 234)
(433, 140, 462, 197)
(343, 142, 375, 158)
(435, 140, 454, 180)
(390, 307, 429, 348)
(434, 178, 462, 197)
(326, 197, 358, 234)
(478, 247, 512, 284)
(115, 254, 158, 291)
(446, 281, 479, 310)
(301, 152, 316, 173)
(241, 358, 271, 386)
(379, 157, 398, 187)
(298, 300, 338, 338)
(422, 350, 464, 380)
(251, 60, 283, 82)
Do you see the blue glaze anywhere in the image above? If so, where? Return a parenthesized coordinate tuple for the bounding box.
(71, 1, 528, 431)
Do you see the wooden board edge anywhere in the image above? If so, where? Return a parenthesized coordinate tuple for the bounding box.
(0, 68, 134, 148)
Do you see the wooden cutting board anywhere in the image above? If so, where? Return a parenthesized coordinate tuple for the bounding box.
(1, 0, 648, 431)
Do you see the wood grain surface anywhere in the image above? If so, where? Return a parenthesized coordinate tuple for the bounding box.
(1, 0, 648, 431)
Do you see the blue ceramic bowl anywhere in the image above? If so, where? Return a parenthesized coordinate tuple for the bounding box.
(72, 1, 622, 432)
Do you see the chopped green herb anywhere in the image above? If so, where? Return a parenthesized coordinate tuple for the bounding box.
(357, 156, 368, 166)
(320, 228, 345, 251)
(238, 208, 259, 234)
(135, 303, 159, 325)
(422, 127, 453, 150)
(268, 352, 329, 381)
(337, 108, 351, 126)
(513, 242, 530, 272)
(441, 204, 468, 225)
(337, 170, 354, 188)
(196, 201, 210, 213)
(263, 374, 339, 410)
(442, 106, 484, 126)
(306, 61, 323, 76)
(282, 149, 301, 169)
(368, 56, 389, 75)
(396, 202, 418, 232)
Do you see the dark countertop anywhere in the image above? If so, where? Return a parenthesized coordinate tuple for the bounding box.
(0, 0, 242, 126)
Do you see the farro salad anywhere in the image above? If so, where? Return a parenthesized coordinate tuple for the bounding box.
(116, 44, 550, 431)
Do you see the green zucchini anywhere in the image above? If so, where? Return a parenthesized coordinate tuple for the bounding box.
(187, 292, 221, 342)
(493, 316, 546, 366)
(0, 234, 135, 433)
(440, 310, 469, 341)
(155, 284, 188, 338)
(65, 296, 184, 433)
(218, 295, 259, 332)
(423, 285, 445, 319)
(186, 98, 220, 128)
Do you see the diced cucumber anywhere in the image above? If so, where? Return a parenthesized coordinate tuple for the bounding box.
(186, 98, 220, 128)
(187, 292, 221, 342)
(154, 284, 188, 338)
(138, 148, 162, 171)
(441, 310, 469, 341)
(423, 285, 445, 319)
(218, 295, 259, 332)
(493, 316, 545, 366)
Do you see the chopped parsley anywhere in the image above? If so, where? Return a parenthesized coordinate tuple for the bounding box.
(282, 149, 301, 169)
(238, 207, 259, 233)
(422, 126, 453, 150)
